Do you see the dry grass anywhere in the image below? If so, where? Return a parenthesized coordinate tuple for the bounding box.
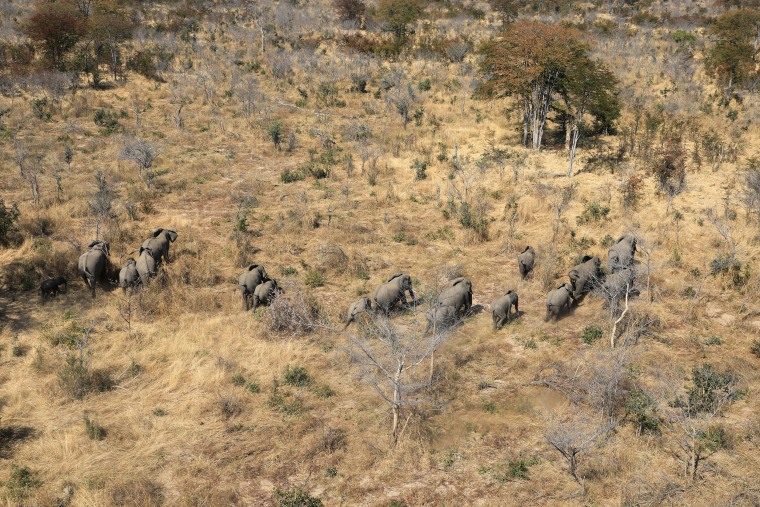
(0, 0, 759, 505)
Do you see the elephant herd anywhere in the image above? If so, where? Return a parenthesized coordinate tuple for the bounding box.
(40, 226, 638, 333)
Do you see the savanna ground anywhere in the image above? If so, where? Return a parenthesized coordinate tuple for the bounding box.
(1, 0, 760, 505)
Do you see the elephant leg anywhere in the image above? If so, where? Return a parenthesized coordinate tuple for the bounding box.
(91, 279, 96, 298)
(544, 308, 552, 322)
(492, 312, 498, 330)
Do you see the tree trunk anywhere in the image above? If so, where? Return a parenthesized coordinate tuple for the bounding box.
(391, 363, 403, 443)
(567, 125, 580, 177)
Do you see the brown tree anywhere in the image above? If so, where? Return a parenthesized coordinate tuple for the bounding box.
(479, 21, 588, 151)
(25, 2, 87, 70)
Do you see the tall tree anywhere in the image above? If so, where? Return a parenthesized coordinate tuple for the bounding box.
(377, 0, 421, 41)
(25, 2, 87, 70)
(704, 9, 760, 96)
(560, 57, 620, 176)
(479, 21, 587, 150)
(91, 1, 134, 81)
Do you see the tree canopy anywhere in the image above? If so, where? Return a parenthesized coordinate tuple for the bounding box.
(705, 9, 760, 91)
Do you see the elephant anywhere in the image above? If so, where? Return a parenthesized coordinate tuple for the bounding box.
(545, 282, 575, 321)
(136, 247, 158, 285)
(372, 273, 416, 315)
(569, 255, 601, 299)
(119, 258, 139, 294)
(40, 276, 67, 300)
(344, 297, 373, 330)
(239, 264, 270, 311)
(424, 305, 458, 334)
(608, 234, 637, 273)
(252, 280, 281, 311)
(491, 290, 519, 330)
(602, 268, 637, 302)
(518, 246, 535, 279)
(436, 277, 473, 316)
(78, 240, 110, 298)
(141, 228, 178, 264)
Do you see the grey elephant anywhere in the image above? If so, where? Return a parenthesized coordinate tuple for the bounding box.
(344, 297, 373, 330)
(142, 228, 178, 264)
(372, 273, 416, 315)
(239, 264, 270, 311)
(436, 277, 473, 316)
(602, 268, 637, 302)
(40, 276, 67, 300)
(424, 305, 458, 334)
(252, 280, 281, 311)
(491, 290, 519, 330)
(518, 246, 535, 279)
(608, 234, 637, 273)
(119, 258, 139, 294)
(136, 247, 158, 285)
(545, 282, 575, 321)
(78, 240, 110, 298)
(569, 255, 601, 299)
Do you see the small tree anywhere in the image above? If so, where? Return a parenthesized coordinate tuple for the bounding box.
(333, 0, 365, 23)
(121, 138, 159, 188)
(347, 315, 449, 443)
(546, 413, 614, 484)
(704, 9, 760, 98)
(24, 2, 87, 70)
(0, 198, 21, 246)
(377, 0, 421, 42)
(89, 170, 115, 241)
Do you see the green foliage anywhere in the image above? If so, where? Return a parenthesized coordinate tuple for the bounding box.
(274, 488, 323, 507)
(412, 159, 428, 180)
(704, 336, 723, 346)
(686, 364, 737, 414)
(625, 389, 660, 434)
(84, 416, 106, 440)
(6, 464, 41, 500)
(600, 234, 614, 248)
(281, 168, 306, 183)
(313, 384, 335, 398)
(127, 46, 174, 82)
(505, 456, 540, 480)
(305, 269, 325, 288)
(581, 326, 603, 345)
(31, 98, 52, 121)
(279, 266, 298, 276)
(93, 109, 122, 135)
(418, 78, 431, 91)
(284, 365, 311, 387)
(267, 382, 306, 416)
(671, 29, 696, 46)
(231, 374, 246, 387)
(710, 253, 750, 289)
(0, 198, 20, 246)
(245, 380, 261, 394)
(751, 340, 760, 359)
(704, 9, 760, 90)
(57, 352, 113, 400)
(267, 120, 283, 149)
(377, 0, 421, 40)
(577, 201, 610, 225)
(697, 425, 729, 454)
(153, 408, 167, 416)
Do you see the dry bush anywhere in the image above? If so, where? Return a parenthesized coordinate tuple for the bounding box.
(110, 478, 165, 506)
(263, 283, 326, 337)
(314, 242, 348, 273)
(534, 243, 561, 291)
(0, 239, 79, 291)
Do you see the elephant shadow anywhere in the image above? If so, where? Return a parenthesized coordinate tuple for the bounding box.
(468, 304, 487, 315)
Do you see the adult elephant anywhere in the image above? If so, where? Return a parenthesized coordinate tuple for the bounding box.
(252, 280, 281, 311)
(136, 247, 158, 285)
(491, 290, 519, 330)
(436, 277, 473, 316)
(518, 246, 535, 280)
(608, 234, 637, 273)
(142, 228, 178, 264)
(239, 264, 270, 311)
(78, 240, 110, 298)
(569, 255, 601, 299)
(119, 258, 139, 294)
(545, 282, 574, 321)
(344, 297, 372, 330)
(372, 273, 416, 316)
(424, 305, 458, 334)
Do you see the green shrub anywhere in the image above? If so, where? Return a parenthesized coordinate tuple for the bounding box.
(274, 488, 323, 507)
(600, 234, 614, 248)
(30, 98, 52, 121)
(93, 109, 122, 135)
(686, 364, 737, 414)
(577, 201, 610, 225)
(284, 365, 311, 387)
(57, 352, 113, 400)
(281, 168, 306, 183)
(581, 326, 603, 345)
(267, 120, 283, 149)
(0, 198, 20, 246)
(245, 380, 261, 394)
(6, 464, 41, 501)
(625, 388, 660, 434)
(84, 416, 106, 440)
(305, 269, 325, 288)
(231, 374, 246, 387)
(506, 456, 540, 479)
(418, 78, 432, 91)
(412, 159, 428, 180)
(280, 266, 298, 276)
(751, 340, 760, 358)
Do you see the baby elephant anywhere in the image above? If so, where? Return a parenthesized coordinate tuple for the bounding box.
(518, 246, 535, 279)
(252, 280, 281, 311)
(491, 290, 519, 330)
(344, 297, 372, 330)
(40, 277, 67, 301)
(424, 305, 458, 334)
(545, 282, 575, 322)
(119, 258, 139, 294)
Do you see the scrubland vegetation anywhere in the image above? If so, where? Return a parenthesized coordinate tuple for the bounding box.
(1, 0, 760, 504)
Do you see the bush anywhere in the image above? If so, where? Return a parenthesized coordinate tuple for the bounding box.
(281, 168, 306, 183)
(93, 109, 122, 135)
(412, 159, 428, 180)
(84, 416, 106, 440)
(263, 287, 324, 336)
(127, 47, 173, 82)
(305, 269, 325, 288)
(751, 340, 760, 358)
(625, 389, 660, 434)
(57, 352, 113, 400)
(0, 198, 20, 246)
(577, 201, 610, 225)
(284, 365, 311, 387)
(686, 364, 737, 414)
(275, 488, 323, 507)
(267, 120, 283, 149)
(651, 134, 686, 196)
(333, 0, 366, 21)
(581, 326, 603, 345)
(6, 464, 41, 501)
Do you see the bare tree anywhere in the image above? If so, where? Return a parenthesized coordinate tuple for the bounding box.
(121, 138, 159, 189)
(89, 170, 115, 241)
(15, 143, 43, 206)
(347, 315, 449, 443)
(546, 413, 614, 484)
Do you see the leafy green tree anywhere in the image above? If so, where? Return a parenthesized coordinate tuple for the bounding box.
(560, 57, 620, 176)
(24, 2, 87, 70)
(377, 0, 421, 41)
(479, 21, 588, 150)
(704, 9, 760, 96)
(91, 1, 134, 81)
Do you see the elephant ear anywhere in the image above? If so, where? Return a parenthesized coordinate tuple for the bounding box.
(522, 246, 531, 254)
(87, 240, 100, 249)
(452, 278, 466, 286)
(151, 228, 164, 238)
(505, 290, 513, 295)
(166, 229, 178, 242)
(247, 264, 260, 271)
(581, 255, 593, 263)
(631, 237, 638, 251)
(102, 242, 110, 256)
(386, 273, 403, 282)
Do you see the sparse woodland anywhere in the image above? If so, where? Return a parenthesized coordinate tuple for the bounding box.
(1, 0, 760, 504)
